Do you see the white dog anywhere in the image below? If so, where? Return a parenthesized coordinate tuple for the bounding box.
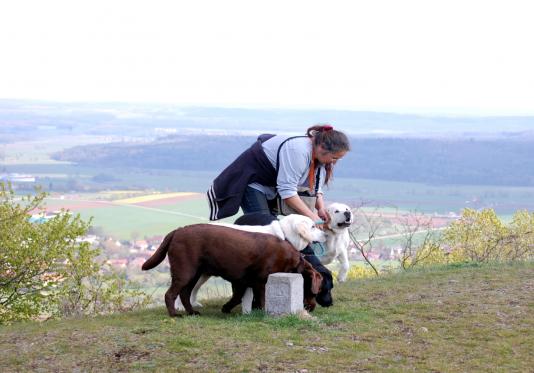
(318, 203, 354, 282)
(212, 213, 325, 251)
(190, 214, 326, 307)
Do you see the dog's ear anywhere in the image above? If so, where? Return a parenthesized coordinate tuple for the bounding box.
(296, 221, 314, 244)
(296, 255, 306, 273)
(302, 260, 323, 295)
(311, 269, 323, 295)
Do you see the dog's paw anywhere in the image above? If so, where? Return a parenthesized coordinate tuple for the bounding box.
(296, 309, 317, 321)
(187, 310, 200, 316)
(191, 301, 203, 308)
(304, 298, 317, 312)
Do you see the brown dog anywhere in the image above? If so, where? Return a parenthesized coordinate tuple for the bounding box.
(142, 224, 323, 316)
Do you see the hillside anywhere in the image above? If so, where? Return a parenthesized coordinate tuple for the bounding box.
(51, 135, 534, 187)
(1, 262, 532, 372)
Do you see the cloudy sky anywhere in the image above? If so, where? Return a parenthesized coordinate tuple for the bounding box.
(1, 0, 533, 115)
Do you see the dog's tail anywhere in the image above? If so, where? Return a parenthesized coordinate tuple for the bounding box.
(141, 230, 175, 270)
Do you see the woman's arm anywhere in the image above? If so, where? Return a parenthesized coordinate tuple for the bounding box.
(314, 193, 329, 224)
(282, 195, 322, 223)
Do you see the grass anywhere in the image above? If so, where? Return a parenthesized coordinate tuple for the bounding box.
(76, 201, 208, 239)
(43, 195, 237, 240)
(1, 261, 533, 372)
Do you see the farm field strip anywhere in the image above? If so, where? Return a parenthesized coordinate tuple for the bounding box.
(45, 196, 209, 220)
(113, 192, 200, 204)
(107, 202, 209, 221)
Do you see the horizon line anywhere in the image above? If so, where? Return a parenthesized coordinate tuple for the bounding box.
(1, 96, 534, 118)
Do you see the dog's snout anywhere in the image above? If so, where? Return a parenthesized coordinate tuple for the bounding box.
(344, 211, 351, 221)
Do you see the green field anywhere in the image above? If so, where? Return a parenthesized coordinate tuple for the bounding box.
(4, 163, 219, 193)
(77, 199, 211, 239)
(42, 195, 239, 240)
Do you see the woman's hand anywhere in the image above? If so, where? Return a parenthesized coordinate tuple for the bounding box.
(317, 207, 330, 226)
(315, 193, 330, 226)
(283, 195, 322, 224)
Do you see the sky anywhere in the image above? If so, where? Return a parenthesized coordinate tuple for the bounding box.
(0, 0, 533, 115)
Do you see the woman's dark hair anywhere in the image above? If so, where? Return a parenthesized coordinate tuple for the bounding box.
(306, 124, 350, 186)
(307, 124, 351, 153)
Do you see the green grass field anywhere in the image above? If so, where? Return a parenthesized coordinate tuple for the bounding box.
(1, 261, 532, 372)
(42, 195, 238, 240)
(76, 199, 211, 239)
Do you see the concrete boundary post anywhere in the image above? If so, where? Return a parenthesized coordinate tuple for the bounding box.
(265, 273, 304, 315)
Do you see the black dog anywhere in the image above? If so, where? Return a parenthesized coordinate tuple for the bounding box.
(234, 213, 334, 307)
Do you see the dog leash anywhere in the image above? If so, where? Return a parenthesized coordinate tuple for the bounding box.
(309, 241, 327, 257)
(310, 219, 328, 257)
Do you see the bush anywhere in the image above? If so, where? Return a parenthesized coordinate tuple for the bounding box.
(354, 207, 534, 273)
(442, 208, 533, 263)
(0, 183, 151, 323)
(332, 265, 377, 281)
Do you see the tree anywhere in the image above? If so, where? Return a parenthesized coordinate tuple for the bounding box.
(348, 206, 533, 275)
(444, 208, 508, 262)
(0, 183, 150, 323)
(506, 210, 534, 260)
(443, 208, 533, 263)
(348, 204, 383, 276)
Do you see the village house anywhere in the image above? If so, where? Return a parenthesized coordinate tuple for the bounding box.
(134, 240, 149, 250)
(106, 258, 128, 268)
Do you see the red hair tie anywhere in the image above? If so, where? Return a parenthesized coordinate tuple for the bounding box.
(323, 125, 333, 131)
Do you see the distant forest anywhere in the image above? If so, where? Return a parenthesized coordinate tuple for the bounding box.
(52, 135, 534, 187)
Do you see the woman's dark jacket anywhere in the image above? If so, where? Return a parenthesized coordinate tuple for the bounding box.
(207, 134, 276, 220)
